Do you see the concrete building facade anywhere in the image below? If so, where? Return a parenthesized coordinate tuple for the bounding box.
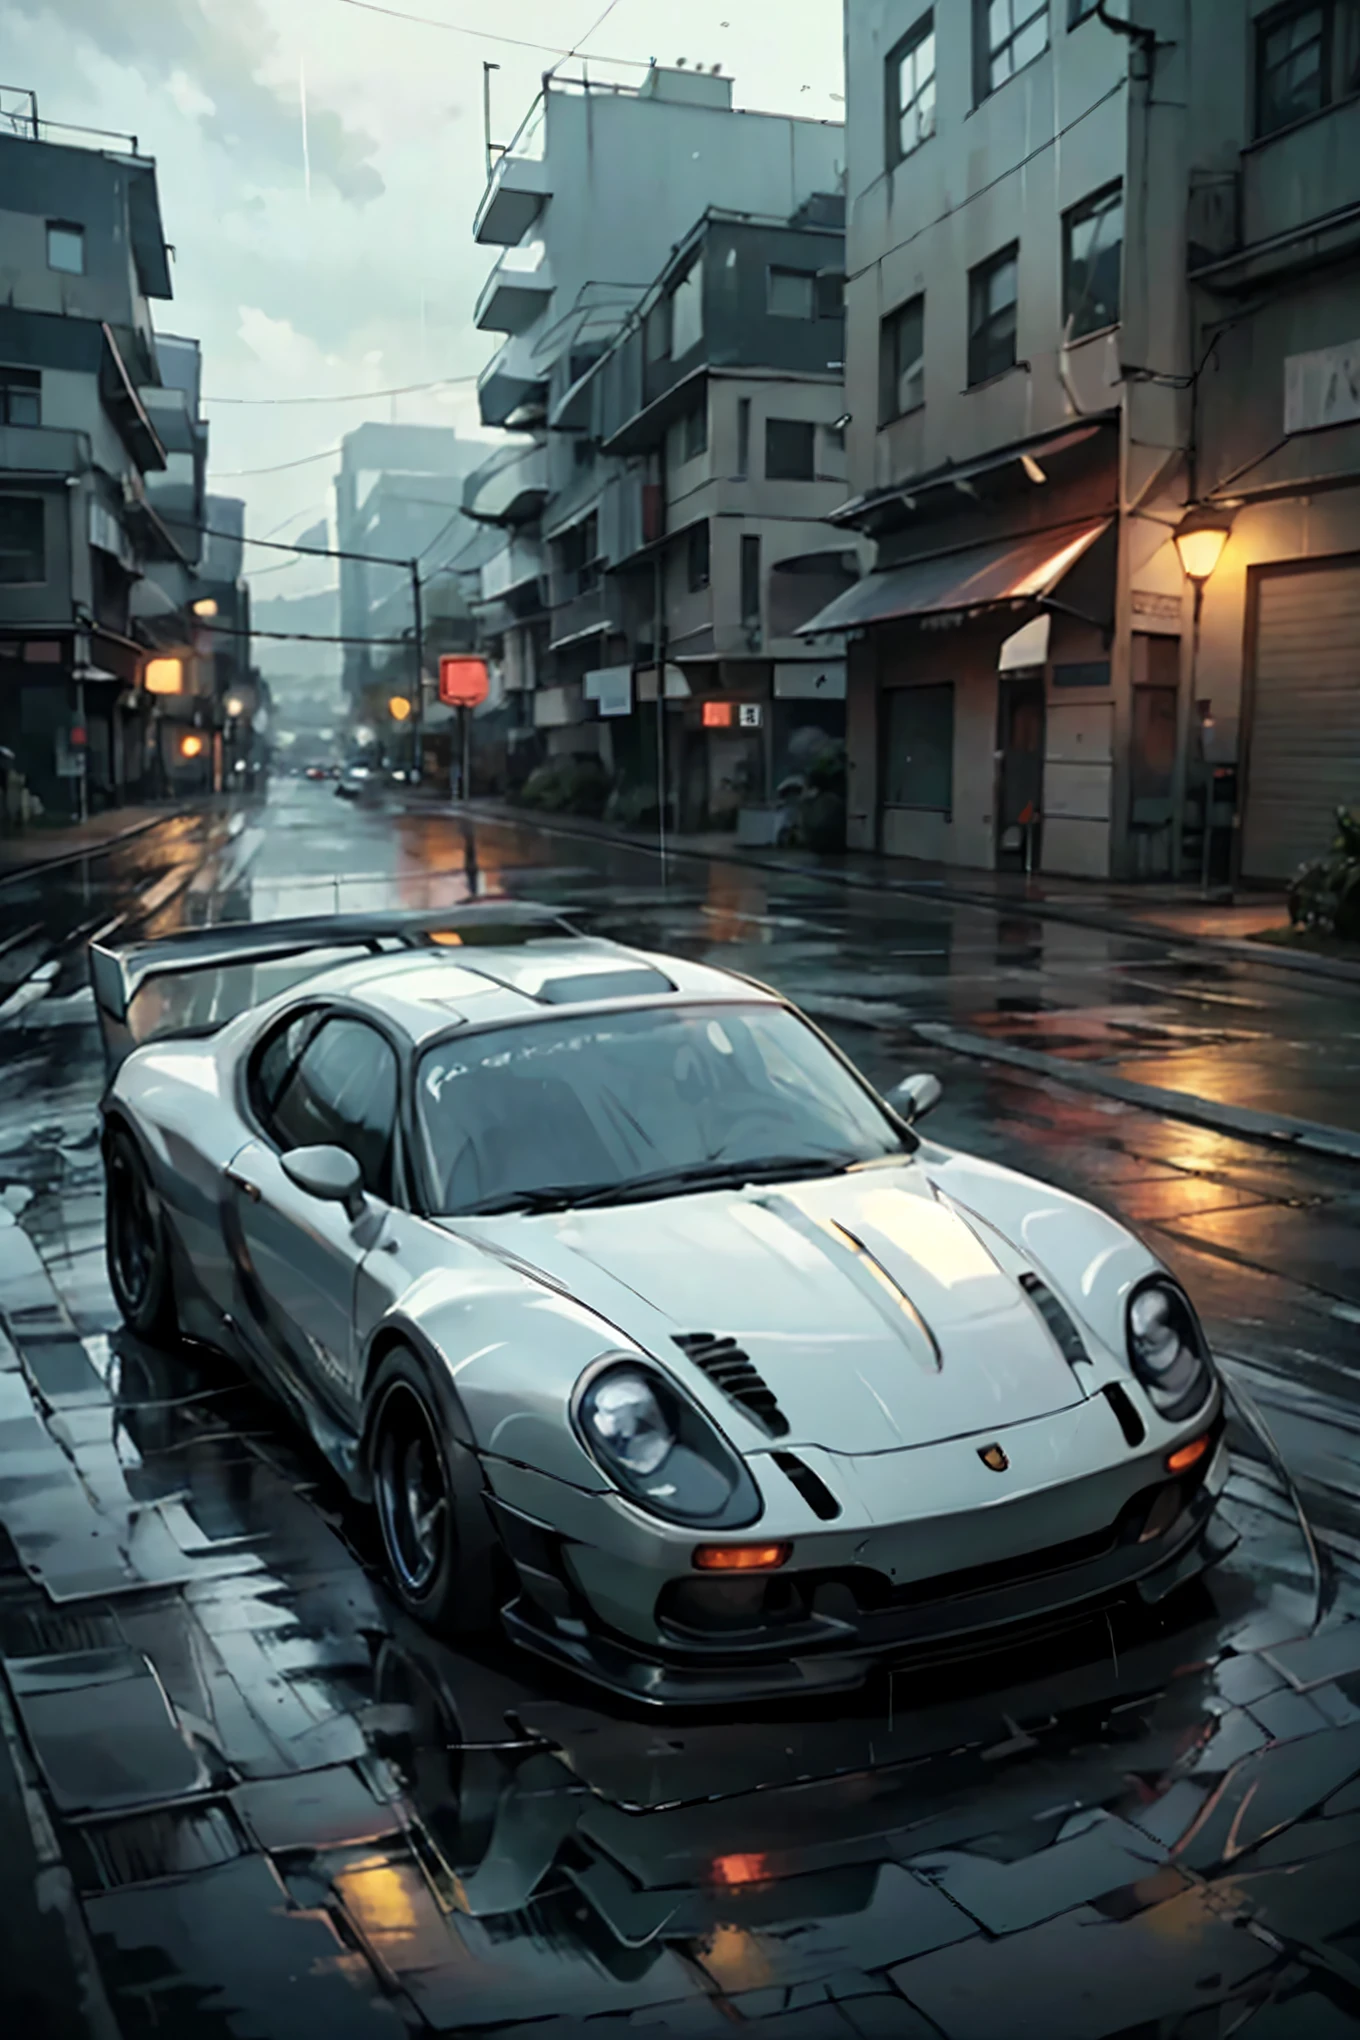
(0, 97, 238, 815)
(809, 0, 1360, 885)
(465, 65, 846, 796)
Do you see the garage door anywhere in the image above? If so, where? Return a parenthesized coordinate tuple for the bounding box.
(1241, 560, 1360, 881)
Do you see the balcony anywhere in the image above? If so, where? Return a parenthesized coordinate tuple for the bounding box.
(549, 579, 613, 652)
(474, 151, 550, 247)
(477, 335, 550, 430)
(475, 244, 553, 337)
(480, 532, 546, 602)
(463, 440, 549, 527)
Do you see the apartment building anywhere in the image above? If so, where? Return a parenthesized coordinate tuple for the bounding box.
(806, 0, 1359, 883)
(465, 65, 845, 782)
(334, 422, 487, 716)
(579, 195, 860, 831)
(0, 95, 235, 814)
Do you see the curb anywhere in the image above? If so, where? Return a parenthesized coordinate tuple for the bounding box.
(0, 806, 192, 890)
(442, 800, 1360, 989)
(911, 1021, 1360, 1166)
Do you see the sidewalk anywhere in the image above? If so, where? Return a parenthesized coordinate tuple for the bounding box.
(0, 803, 191, 885)
(444, 796, 1360, 985)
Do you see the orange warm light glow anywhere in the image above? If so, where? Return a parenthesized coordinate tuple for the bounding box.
(693, 1542, 790, 1572)
(710, 1854, 775, 1887)
(179, 732, 204, 759)
(388, 694, 413, 722)
(428, 931, 464, 946)
(1166, 1434, 1212, 1475)
(702, 699, 735, 728)
(144, 657, 184, 696)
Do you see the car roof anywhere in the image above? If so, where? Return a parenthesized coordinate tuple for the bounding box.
(298, 937, 778, 1046)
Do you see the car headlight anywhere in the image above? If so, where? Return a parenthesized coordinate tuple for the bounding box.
(575, 1360, 762, 1529)
(1127, 1280, 1214, 1422)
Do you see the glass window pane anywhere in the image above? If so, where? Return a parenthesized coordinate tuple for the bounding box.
(47, 223, 84, 275)
(273, 1018, 399, 1199)
(769, 268, 815, 318)
(989, 0, 1011, 46)
(1012, 14, 1048, 67)
(671, 258, 704, 356)
(418, 1005, 907, 1213)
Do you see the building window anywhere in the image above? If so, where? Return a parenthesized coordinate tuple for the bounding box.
(884, 683, 954, 811)
(1062, 183, 1123, 338)
(46, 221, 85, 275)
(975, 0, 1050, 101)
(687, 521, 711, 592)
(816, 272, 845, 319)
(573, 437, 597, 470)
(741, 534, 761, 638)
(768, 267, 816, 319)
(670, 256, 704, 357)
(0, 366, 41, 427)
(0, 498, 45, 584)
(1255, 3, 1360, 138)
(557, 511, 600, 596)
(682, 395, 708, 461)
(645, 296, 671, 364)
(886, 12, 936, 164)
(879, 295, 925, 422)
(967, 244, 1019, 385)
(765, 417, 816, 481)
(736, 397, 751, 478)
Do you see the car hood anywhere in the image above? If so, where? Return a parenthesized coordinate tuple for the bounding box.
(453, 1160, 1108, 1455)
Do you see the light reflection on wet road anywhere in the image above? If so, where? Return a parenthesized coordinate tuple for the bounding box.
(1, 782, 1359, 2040)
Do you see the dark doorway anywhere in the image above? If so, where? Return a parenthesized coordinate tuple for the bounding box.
(995, 672, 1045, 870)
(1129, 633, 1180, 877)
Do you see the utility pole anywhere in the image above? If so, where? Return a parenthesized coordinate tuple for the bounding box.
(409, 558, 424, 777)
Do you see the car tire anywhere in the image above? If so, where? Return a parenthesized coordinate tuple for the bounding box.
(368, 1344, 502, 1637)
(104, 1127, 178, 1342)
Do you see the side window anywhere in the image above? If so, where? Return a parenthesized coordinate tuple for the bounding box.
(252, 1011, 319, 1122)
(267, 1017, 400, 1201)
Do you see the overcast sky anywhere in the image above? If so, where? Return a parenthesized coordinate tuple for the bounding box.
(1, 0, 843, 611)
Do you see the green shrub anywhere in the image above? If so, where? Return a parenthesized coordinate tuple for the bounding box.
(1288, 805, 1360, 939)
(517, 756, 611, 818)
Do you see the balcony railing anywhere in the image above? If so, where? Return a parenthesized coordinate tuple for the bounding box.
(463, 440, 549, 526)
(481, 532, 546, 601)
(475, 244, 553, 336)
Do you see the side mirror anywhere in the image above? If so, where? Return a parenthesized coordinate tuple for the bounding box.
(891, 1072, 943, 1124)
(281, 1144, 365, 1215)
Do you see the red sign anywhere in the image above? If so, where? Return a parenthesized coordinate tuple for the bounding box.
(702, 700, 734, 729)
(438, 655, 489, 709)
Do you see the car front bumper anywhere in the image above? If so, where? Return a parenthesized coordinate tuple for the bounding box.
(484, 1406, 1235, 1707)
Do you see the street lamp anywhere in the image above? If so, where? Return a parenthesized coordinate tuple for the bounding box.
(225, 695, 245, 719)
(1171, 509, 1234, 890)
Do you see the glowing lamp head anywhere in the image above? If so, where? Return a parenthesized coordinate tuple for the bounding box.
(1173, 515, 1232, 584)
(191, 597, 218, 618)
(179, 732, 204, 760)
(225, 695, 244, 718)
(388, 694, 413, 723)
(144, 657, 183, 696)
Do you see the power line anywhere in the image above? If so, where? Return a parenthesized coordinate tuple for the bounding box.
(204, 374, 479, 406)
(167, 518, 410, 569)
(212, 445, 344, 478)
(326, 0, 650, 64)
(198, 620, 414, 647)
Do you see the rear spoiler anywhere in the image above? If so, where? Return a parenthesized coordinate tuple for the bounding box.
(89, 901, 580, 1078)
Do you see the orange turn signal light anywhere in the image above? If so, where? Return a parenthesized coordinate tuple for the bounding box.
(693, 1542, 791, 1572)
(1165, 1434, 1212, 1475)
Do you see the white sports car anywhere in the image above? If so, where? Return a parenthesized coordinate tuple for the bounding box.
(92, 904, 1232, 1704)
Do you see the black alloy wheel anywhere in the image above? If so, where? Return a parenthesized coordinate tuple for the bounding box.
(104, 1129, 177, 1340)
(369, 1347, 500, 1636)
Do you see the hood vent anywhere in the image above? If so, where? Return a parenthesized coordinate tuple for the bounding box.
(1020, 1272, 1089, 1370)
(674, 1332, 789, 1438)
(772, 1451, 841, 1520)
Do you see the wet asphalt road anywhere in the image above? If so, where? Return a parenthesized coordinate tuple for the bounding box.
(1, 780, 1360, 2040)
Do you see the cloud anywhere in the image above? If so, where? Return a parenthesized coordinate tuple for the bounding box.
(8, 0, 384, 203)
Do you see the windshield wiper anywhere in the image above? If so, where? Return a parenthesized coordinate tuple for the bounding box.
(567, 1153, 866, 1209)
(453, 1152, 900, 1218)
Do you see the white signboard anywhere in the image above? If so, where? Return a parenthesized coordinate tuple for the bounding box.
(1285, 340, 1360, 435)
(584, 664, 632, 717)
(738, 702, 763, 728)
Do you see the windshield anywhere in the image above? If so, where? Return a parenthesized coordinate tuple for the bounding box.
(417, 1002, 910, 1215)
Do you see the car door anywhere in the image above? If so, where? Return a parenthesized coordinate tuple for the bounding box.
(225, 1010, 402, 1429)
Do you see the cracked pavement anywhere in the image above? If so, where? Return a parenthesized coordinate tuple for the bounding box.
(0, 783, 1358, 2040)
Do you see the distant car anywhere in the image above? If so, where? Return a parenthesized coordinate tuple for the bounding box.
(335, 763, 374, 801)
(90, 906, 1232, 1706)
(305, 765, 327, 782)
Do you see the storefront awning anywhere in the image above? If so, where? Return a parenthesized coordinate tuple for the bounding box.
(794, 519, 1112, 637)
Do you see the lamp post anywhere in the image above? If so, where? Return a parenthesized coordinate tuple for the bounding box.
(1171, 511, 1232, 889)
